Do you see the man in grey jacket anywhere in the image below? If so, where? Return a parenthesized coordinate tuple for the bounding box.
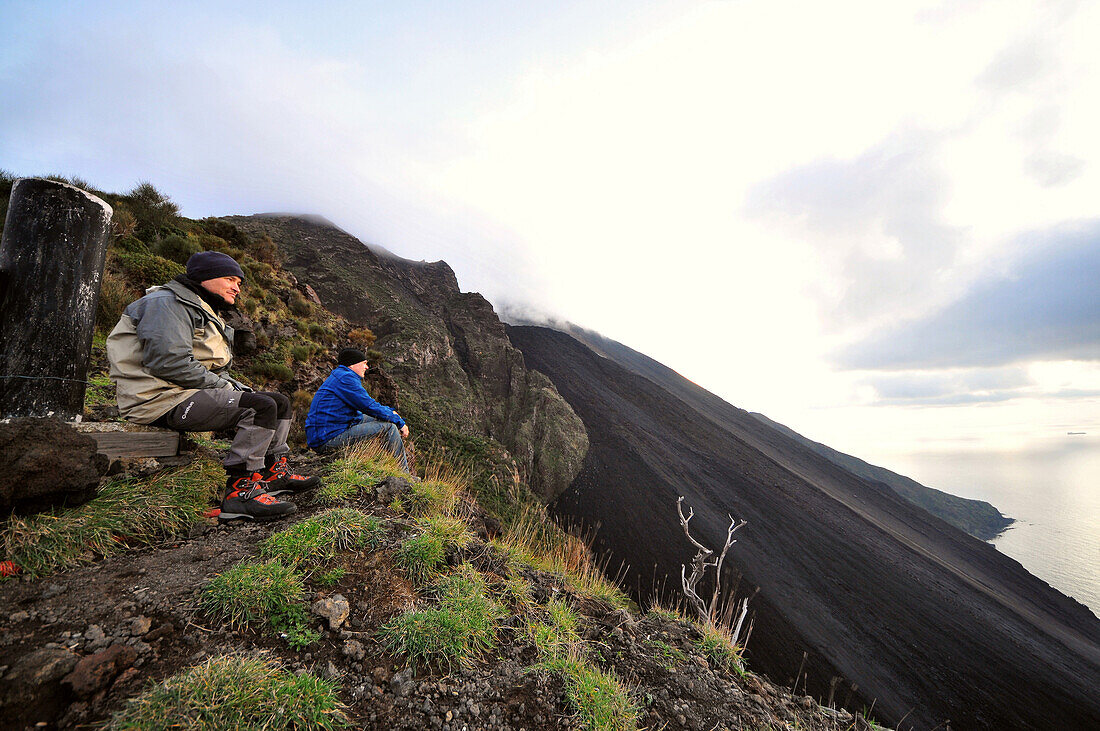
(107, 251, 318, 521)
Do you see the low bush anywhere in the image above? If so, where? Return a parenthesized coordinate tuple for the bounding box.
(291, 343, 318, 362)
(348, 327, 376, 348)
(407, 479, 462, 518)
(108, 655, 347, 730)
(289, 294, 313, 317)
(95, 273, 137, 332)
(308, 322, 334, 343)
(116, 250, 185, 289)
(315, 440, 407, 505)
(396, 515, 473, 585)
(537, 655, 639, 731)
(153, 233, 202, 264)
(525, 598, 583, 662)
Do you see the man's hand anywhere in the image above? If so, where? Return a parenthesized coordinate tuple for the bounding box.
(399, 424, 410, 439)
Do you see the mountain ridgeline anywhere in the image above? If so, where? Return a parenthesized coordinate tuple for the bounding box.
(505, 325, 1100, 731)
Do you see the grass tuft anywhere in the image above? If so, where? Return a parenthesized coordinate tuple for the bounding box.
(497, 505, 632, 610)
(539, 655, 640, 731)
(108, 655, 347, 730)
(200, 560, 319, 649)
(261, 508, 381, 568)
(396, 515, 473, 585)
(407, 479, 462, 517)
(524, 597, 638, 730)
(695, 620, 745, 675)
(525, 598, 584, 662)
(1, 458, 223, 578)
(379, 564, 501, 672)
(317, 439, 407, 505)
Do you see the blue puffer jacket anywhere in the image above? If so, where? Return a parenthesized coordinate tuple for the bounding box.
(305, 365, 405, 449)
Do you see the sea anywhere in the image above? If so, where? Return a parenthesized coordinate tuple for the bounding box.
(870, 438, 1100, 617)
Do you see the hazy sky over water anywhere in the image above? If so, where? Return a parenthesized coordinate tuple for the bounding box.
(2, 0, 1097, 457)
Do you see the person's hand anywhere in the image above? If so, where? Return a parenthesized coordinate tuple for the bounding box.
(399, 424, 410, 439)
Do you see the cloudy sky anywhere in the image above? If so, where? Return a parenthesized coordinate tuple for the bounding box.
(2, 0, 1097, 460)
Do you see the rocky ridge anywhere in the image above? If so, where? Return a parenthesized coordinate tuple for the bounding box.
(221, 214, 587, 504)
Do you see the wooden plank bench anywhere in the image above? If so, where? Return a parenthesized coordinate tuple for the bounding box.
(74, 422, 181, 460)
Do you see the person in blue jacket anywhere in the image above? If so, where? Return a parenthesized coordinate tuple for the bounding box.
(306, 347, 409, 469)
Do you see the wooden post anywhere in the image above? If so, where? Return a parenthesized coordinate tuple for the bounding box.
(0, 178, 112, 419)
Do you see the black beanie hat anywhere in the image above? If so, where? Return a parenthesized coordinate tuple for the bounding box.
(186, 251, 245, 283)
(338, 348, 368, 367)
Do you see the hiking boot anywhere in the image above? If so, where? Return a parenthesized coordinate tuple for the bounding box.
(219, 473, 297, 522)
(258, 455, 321, 496)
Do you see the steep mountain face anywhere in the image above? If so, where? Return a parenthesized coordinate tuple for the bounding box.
(749, 413, 1013, 540)
(554, 321, 1012, 540)
(507, 325, 1100, 731)
(220, 215, 587, 502)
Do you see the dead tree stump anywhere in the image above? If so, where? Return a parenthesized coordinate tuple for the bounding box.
(0, 178, 112, 418)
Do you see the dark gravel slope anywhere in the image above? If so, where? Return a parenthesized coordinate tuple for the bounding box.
(507, 324, 1100, 731)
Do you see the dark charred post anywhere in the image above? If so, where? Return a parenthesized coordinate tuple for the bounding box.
(0, 178, 112, 419)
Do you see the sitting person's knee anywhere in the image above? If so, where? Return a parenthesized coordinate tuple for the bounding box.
(238, 392, 278, 430)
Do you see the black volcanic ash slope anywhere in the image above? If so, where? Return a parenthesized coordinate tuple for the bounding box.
(554, 321, 1013, 541)
(506, 325, 1100, 731)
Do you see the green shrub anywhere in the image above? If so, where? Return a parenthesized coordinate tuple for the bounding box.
(289, 294, 313, 317)
(153, 234, 202, 264)
(95, 274, 136, 332)
(407, 479, 461, 517)
(525, 598, 583, 662)
(538, 655, 639, 731)
(113, 235, 149, 254)
(396, 515, 473, 585)
(247, 354, 293, 383)
(291, 343, 317, 362)
(116, 250, 185, 289)
(243, 260, 276, 287)
(308, 322, 334, 343)
(108, 655, 348, 730)
(124, 181, 180, 242)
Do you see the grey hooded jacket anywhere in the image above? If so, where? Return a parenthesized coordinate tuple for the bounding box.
(107, 279, 243, 423)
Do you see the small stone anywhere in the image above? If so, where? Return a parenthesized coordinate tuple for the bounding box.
(342, 639, 366, 660)
(677, 714, 687, 725)
(127, 615, 152, 636)
(311, 594, 350, 630)
(84, 624, 108, 650)
(445, 710, 453, 722)
(42, 583, 66, 599)
(9, 611, 29, 623)
(62, 644, 138, 697)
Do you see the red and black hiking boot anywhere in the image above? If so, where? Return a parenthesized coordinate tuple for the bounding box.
(258, 455, 321, 496)
(219, 473, 297, 522)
